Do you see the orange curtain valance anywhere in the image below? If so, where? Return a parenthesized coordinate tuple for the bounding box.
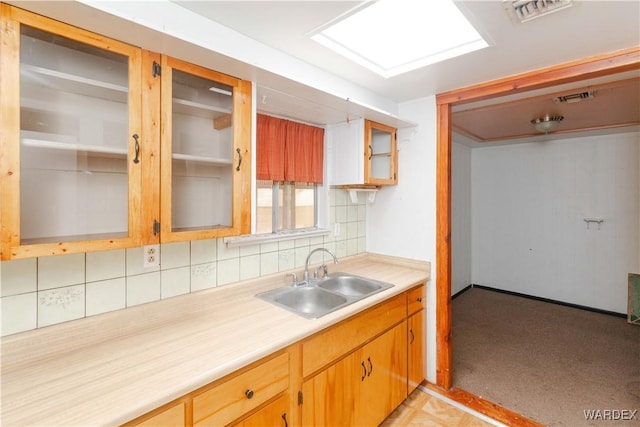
(256, 114, 324, 184)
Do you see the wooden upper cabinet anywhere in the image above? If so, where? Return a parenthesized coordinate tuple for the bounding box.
(329, 118, 397, 187)
(0, 4, 144, 259)
(364, 120, 397, 186)
(0, 5, 252, 260)
(159, 56, 251, 242)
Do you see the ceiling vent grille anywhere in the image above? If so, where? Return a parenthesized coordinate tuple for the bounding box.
(504, 0, 573, 23)
(553, 91, 595, 104)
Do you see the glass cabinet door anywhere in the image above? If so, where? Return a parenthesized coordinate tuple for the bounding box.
(364, 120, 397, 185)
(0, 5, 143, 259)
(160, 56, 251, 241)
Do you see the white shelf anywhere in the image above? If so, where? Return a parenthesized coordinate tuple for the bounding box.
(172, 152, 232, 166)
(21, 63, 128, 102)
(21, 138, 127, 157)
(173, 98, 231, 118)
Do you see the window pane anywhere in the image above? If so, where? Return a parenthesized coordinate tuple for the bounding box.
(294, 183, 316, 229)
(256, 180, 273, 234)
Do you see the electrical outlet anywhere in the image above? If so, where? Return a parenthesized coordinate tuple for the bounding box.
(143, 244, 160, 268)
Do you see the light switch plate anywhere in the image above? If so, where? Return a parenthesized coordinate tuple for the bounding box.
(143, 245, 160, 268)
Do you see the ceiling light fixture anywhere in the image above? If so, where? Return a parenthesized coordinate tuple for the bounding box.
(310, 0, 489, 78)
(530, 115, 564, 133)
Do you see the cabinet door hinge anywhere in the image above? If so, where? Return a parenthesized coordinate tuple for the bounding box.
(297, 390, 303, 405)
(153, 220, 161, 235)
(152, 61, 161, 78)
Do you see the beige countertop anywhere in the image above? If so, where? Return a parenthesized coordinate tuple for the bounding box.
(0, 253, 430, 426)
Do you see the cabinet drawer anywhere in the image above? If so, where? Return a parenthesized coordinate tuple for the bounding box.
(126, 401, 185, 427)
(193, 352, 289, 427)
(407, 284, 426, 315)
(302, 293, 405, 377)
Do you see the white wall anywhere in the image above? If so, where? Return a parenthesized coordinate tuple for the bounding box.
(471, 132, 639, 313)
(367, 96, 437, 383)
(451, 142, 472, 296)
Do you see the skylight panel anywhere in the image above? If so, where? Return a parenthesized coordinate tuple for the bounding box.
(311, 0, 489, 78)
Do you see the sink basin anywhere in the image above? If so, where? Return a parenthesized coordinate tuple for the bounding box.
(318, 274, 391, 297)
(257, 286, 348, 319)
(256, 273, 394, 319)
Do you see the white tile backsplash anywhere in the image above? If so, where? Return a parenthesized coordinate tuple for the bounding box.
(191, 262, 216, 291)
(161, 267, 190, 298)
(240, 255, 260, 281)
(1, 258, 37, 297)
(161, 242, 190, 270)
(191, 239, 216, 264)
(127, 272, 161, 307)
(38, 253, 85, 291)
(260, 252, 279, 276)
(38, 284, 85, 327)
(1, 293, 37, 335)
(0, 189, 368, 336)
(86, 249, 125, 283)
(217, 258, 240, 286)
(86, 278, 126, 316)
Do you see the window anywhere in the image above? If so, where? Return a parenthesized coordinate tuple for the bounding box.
(256, 115, 324, 234)
(256, 181, 316, 234)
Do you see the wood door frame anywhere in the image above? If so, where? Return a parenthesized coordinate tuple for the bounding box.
(434, 46, 640, 389)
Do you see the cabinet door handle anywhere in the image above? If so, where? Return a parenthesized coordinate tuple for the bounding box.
(409, 328, 415, 344)
(367, 357, 373, 377)
(361, 361, 366, 381)
(132, 134, 140, 164)
(368, 145, 373, 160)
(236, 147, 242, 171)
(282, 412, 288, 427)
(417, 297, 423, 302)
(245, 389, 254, 399)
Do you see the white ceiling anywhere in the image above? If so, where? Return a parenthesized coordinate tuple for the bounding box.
(173, 0, 640, 103)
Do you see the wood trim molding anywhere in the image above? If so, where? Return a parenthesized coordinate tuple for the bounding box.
(435, 103, 452, 390)
(434, 46, 640, 393)
(425, 384, 545, 427)
(436, 46, 640, 106)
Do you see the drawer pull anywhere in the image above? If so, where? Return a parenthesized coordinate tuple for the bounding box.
(361, 361, 366, 381)
(245, 389, 254, 399)
(409, 328, 415, 344)
(282, 412, 288, 427)
(367, 357, 373, 377)
(417, 297, 423, 302)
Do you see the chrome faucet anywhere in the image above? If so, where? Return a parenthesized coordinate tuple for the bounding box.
(303, 248, 338, 283)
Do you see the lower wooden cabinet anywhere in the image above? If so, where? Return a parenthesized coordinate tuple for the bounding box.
(302, 322, 407, 426)
(233, 394, 289, 427)
(408, 284, 426, 392)
(126, 401, 186, 427)
(408, 309, 425, 391)
(122, 282, 427, 427)
(193, 353, 289, 427)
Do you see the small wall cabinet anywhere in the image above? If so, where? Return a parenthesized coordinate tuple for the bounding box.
(0, 4, 251, 260)
(329, 118, 398, 187)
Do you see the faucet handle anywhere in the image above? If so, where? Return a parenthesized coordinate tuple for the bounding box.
(286, 272, 298, 286)
(315, 264, 329, 280)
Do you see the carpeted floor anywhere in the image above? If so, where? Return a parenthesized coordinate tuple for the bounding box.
(452, 287, 640, 427)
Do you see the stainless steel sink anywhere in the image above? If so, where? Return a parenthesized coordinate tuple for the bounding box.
(256, 273, 394, 319)
(273, 286, 348, 318)
(317, 274, 391, 297)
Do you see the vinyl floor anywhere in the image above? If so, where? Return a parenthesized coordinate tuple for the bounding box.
(381, 388, 499, 427)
